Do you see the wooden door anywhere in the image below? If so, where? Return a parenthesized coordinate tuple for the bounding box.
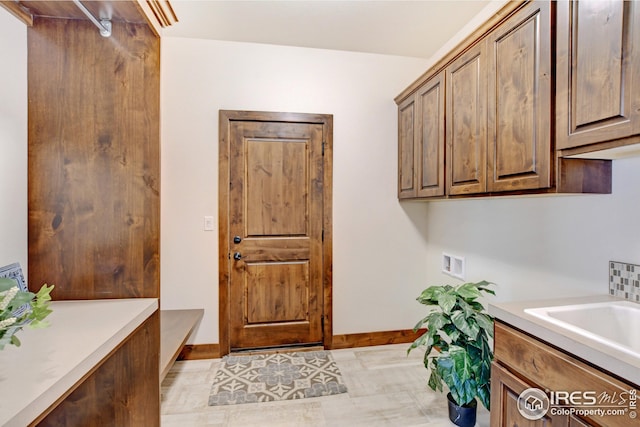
(556, 0, 640, 150)
(220, 111, 331, 352)
(446, 40, 487, 195)
(487, 1, 552, 192)
(398, 95, 417, 198)
(416, 71, 446, 197)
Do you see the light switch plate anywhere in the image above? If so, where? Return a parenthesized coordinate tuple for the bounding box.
(204, 216, 214, 231)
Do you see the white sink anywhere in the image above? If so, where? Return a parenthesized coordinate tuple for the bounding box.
(524, 300, 640, 359)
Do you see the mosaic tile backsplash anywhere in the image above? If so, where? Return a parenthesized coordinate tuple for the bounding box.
(610, 261, 640, 302)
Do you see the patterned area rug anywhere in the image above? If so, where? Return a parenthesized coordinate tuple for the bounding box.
(208, 350, 348, 406)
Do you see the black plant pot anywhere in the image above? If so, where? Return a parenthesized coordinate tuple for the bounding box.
(447, 393, 477, 427)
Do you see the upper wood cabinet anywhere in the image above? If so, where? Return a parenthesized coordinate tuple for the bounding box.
(398, 95, 417, 198)
(487, 1, 552, 192)
(556, 0, 640, 151)
(397, 72, 446, 199)
(447, 41, 488, 196)
(396, 0, 614, 200)
(416, 72, 446, 198)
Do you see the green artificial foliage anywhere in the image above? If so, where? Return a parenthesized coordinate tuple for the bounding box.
(0, 277, 54, 350)
(408, 280, 495, 410)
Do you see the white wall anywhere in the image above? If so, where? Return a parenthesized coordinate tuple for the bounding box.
(160, 38, 431, 344)
(0, 12, 28, 273)
(424, 157, 640, 302)
(417, 0, 640, 304)
(161, 0, 640, 346)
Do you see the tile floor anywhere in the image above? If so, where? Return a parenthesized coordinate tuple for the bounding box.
(161, 343, 490, 426)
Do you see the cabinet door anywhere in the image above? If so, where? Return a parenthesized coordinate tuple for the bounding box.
(491, 362, 568, 427)
(487, 1, 552, 192)
(415, 71, 446, 197)
(398, 95, 417, 198)
(446, 40, 487, 195)
(556, 0, 640, 150)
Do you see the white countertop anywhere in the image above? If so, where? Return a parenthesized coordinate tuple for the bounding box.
(0, 298, 158, 427)
(489, 294, 640, 387)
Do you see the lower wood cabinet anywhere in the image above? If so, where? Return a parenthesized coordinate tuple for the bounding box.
(491, 322, 638, 427)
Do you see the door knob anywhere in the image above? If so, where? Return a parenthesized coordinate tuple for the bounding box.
(233, 252, 242, 260)
(233, 236, 242, 244)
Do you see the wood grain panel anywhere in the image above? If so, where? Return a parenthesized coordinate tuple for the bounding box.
(178, 344, 220, 360)
(245, 139, 308, 236)
(19, 0, 145, 23)
(228, 119, 324, 351)
(245, 261, 309, 324)
(395, 1, 527, 103)
(446, 40, 487, 195)
(398, 96, 416, 198)
(35, 311, 160, 426)
(487, 1, 552, 192)
(556, 0, 640, 149)
(27, 17, 160, 299)
(574, 0, 624, 127)
(219, 111, 333, 356)
(416, 72, 446, 198)
(494, 321, 637, 427)
(491, 361, 567, 426)
(330, 328, 426, 350)
(160, 309, 203, 381)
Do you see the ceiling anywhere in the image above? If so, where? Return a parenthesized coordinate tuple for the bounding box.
(162, 1, 493, 59)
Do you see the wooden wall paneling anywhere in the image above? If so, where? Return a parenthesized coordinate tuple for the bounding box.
(34, 311, 160, 426)
(27, 17, 160, 299)
(330, 329, 427, 350)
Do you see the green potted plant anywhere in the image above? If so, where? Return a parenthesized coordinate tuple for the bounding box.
(0, 277, 54, 350)
(408, 280, 495, 427)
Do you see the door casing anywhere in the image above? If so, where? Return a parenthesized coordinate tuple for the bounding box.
(218, 110, 333, 356)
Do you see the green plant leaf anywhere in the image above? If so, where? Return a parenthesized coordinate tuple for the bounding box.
(473, 312, 494, 337)
(428, 367, 443, 392)
(412, 313, 431, 332)
(0, 278, 18, 292)
(410, 280, 495, 409)
(457, 282, 481, 300)
(8, 291, 34, 309)
(451, 310, 480, 340)
(10, 333, 21, 347)
(417, 285, 449, 305)
(426, 311, 448, 332)
(437, 290, 457, 313)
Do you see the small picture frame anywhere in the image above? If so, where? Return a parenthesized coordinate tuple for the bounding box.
(0, 262, 28, 292)
(0, 262, 29, 316)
